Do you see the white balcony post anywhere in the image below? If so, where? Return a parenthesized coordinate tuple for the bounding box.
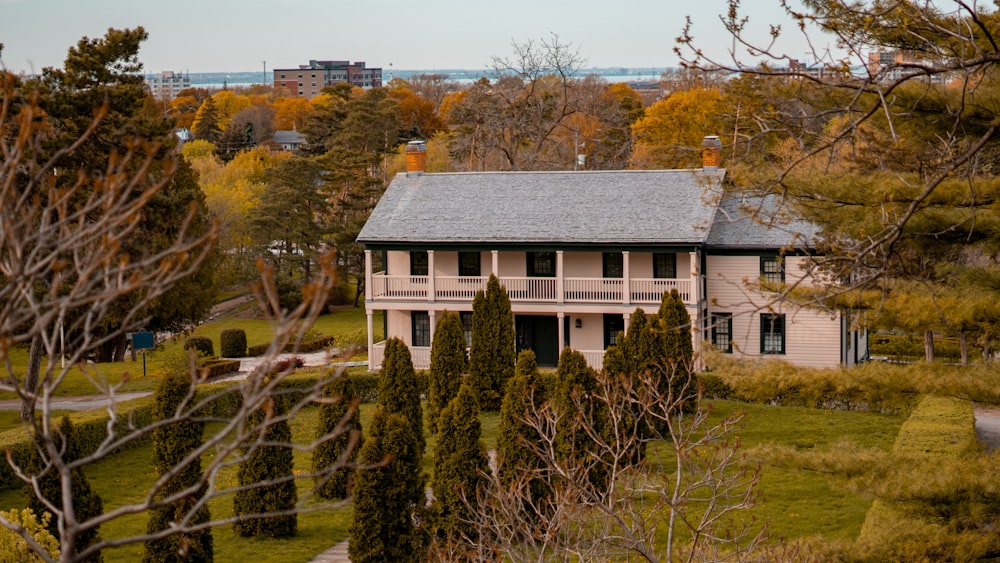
(556, 250, 564, 304)
(558, 311, 565, 350)
(491, 250, 499, 276)
(429, 310, 437, 342)
(366, 310, 374, 365)
(622, 251, 631, 305)
(365, 249, 373, 300)
(623, 312, 631, 333)
(428, 250, 436, 302)
(689, 250, 699, 305)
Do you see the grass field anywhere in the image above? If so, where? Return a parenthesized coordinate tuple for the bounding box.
(0, 397, 903, 561)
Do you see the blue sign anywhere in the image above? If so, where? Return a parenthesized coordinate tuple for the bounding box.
(132, 331, 155, 350)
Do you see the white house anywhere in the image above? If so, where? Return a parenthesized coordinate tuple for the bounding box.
(356, 139, 867, 371)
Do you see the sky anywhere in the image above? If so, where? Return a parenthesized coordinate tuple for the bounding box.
(0, 0, 826, 75)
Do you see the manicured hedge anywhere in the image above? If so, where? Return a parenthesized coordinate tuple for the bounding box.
(220, 329, 248, 358)
(245, 336, 334, 357)
(201, 359, 242, 378)
(184, 336, 214, 358)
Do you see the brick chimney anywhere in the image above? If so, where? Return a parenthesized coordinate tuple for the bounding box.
(701, 135, 722, 173)
(405, 140, 427, 176)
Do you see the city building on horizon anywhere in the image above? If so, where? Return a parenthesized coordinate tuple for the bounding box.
(145, 70, 191, 100)
(273, 60, 382, 99)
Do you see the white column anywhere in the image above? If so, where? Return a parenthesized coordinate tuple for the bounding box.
(556, 250, 564, 304)
(622, 251, 631, 305)
(366, 310, 374, 370)
(429, 310, 437, 342)
(365, 249, 373, 301)
(558, 311, 565, 351)
(491, 250, 499, 276)
(689, 251, 699, 305)
(428, 250, 436, 302)
(623, 312, 631, 334)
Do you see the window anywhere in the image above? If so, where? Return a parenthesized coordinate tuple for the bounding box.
(460, 312, 473, 347)
(760, 256, 785, 284)
(711, 313, 733, 353)
(602, 252, 623, 278)
(603, 314, 625, 349)
(527, 252, 555, 277)
(653, 253, 677, 278)
(412, 311, 430, 347)
(459, 252, 481, 277)
(760, 314, 785, 354)
(410, 251, 428, 276)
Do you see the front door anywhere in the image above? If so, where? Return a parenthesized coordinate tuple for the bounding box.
(515, 315, 559, 367)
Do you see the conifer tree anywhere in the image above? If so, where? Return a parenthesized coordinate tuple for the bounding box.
(192, 97, 222, 143)
(312, 372, 363, 500)
(656, 288, 695, 410)
(430, 383, 489, 541)
(469, 274, 515, 410)
(349, 408, 425, 563)
(27, 415, 103, 563)
(427, 311, 467, 434)
(553, 347, 609, 494)
(497, 350, 551, 518)
(233, 395, 297, 538)
(379, 337, 425, 456)
(143, 373, 213, 563)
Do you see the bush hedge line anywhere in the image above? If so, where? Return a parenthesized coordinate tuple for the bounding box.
(699, 355, 1000, 413)
(246, 336, 335, 357)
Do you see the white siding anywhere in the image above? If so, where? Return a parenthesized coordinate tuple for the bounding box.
(705, 255, 841, 368)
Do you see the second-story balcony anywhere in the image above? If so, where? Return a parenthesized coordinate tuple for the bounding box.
(369, 273, 693, 305)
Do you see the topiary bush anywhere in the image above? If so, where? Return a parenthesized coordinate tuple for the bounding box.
(184, 336, 214, 358)
(233, 395, 298, 538)
(220, 328, 248, 358)
(313, 373, 363, 500)
(143, 372, 213, 563)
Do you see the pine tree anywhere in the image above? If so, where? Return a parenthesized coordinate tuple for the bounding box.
(233, 395, 297, 538)
(143, 373, 213, 563)
(427, 311, 467, 434)
(430, 383, 489, 541)
(553, 347, 609, 494)
(469, 274, 515, 410)
(349, 408, 425, 563)
(656, 288, 695, 410)
(497, 350, 551, 519)
(379, 338, 425, 456)
(192, 97, 222, 142)
(312, 373, 363, 500)
(26, 415, 104, 563)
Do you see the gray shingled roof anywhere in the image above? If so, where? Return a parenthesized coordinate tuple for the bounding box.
(357, 170, 724, 246)
(705, 195, 819, 250)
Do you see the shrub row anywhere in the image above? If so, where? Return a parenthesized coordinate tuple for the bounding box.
(890, 395, 978, 457)
(0, 372, 337, 493)
(220, 329, 248, 358)
(245, 335, 335, 357)
(183, 336, 214, 358)
(201, 359, 242, 378)
(698, 355, 1000, 413)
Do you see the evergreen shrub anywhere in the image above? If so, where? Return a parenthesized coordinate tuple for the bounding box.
(313, 373, 363, 500)
(184, 336, 214, 358)
(220, 328, 248, 357)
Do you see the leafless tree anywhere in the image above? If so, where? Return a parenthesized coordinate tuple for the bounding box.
(439, 362, 785, 562)
(0, 78, 362, 562)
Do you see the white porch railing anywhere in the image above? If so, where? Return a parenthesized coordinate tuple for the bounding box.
(434, 276, 488, 301)
(369, 341, 431, 370)
(630, 278, 690, 303)
(579, 349, 605, 371)
(564, 278, 623, 303)
(369, 274, 692, 305)
(370, 273, 429, 299)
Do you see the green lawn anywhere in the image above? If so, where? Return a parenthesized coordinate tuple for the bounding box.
(0, 395, 899, 560)
(0, 307, 384, 403)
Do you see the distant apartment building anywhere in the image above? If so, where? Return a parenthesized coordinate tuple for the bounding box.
(867, 50, 949, 83)
(146, 71, 191, 100)
(273, 60, 382, 99)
